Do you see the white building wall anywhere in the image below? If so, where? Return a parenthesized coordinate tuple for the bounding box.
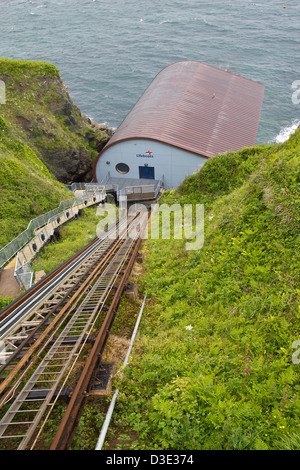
(96, 139, 207, 189)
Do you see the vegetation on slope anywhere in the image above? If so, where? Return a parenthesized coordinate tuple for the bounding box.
(0, 115, 71, 248)
(32, 205, 108, 275)
(107, 127, 300, 450)
(0, 58, 111, 183)
(0, 58, 112, 249)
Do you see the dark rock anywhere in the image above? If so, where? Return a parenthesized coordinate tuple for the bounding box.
(41, 147, 93, 184)
(3, 74, 113, 184)
(16, 115, 33, 133)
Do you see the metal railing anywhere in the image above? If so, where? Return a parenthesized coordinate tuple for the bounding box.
(14, 256, 34, 291)
(94, 173, 165, 201)
(98, 172, 111, 187)
(118, 178, 164, 201)
(12, 188, 106, 290)
(65, 182, 107, 192)
(0, 188, 106, 292)
(97, 173, 120, 194)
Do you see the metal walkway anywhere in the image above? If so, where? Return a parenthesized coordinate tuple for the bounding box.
(100, 174, 163, 202)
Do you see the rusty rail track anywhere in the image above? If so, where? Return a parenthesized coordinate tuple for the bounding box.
(0, 215, 129, 357)
(51, 232, 143, 450)
(0, 235, 100, 323)
(0, 210, 148, 450)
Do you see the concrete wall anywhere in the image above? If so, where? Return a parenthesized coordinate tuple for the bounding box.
(95, 139, 207, 189)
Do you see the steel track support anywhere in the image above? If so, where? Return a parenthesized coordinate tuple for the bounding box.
(50, 235, 143, 450)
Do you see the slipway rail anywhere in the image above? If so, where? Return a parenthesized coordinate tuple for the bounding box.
(0, 210, 148, 450)
(95, 294, 147, 450)
(0, 215, 127, 344)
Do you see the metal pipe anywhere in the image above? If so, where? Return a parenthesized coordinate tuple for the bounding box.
(95, 293, 147, 450)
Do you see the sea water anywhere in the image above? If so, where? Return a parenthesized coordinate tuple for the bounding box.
(0, 0, 299, 144)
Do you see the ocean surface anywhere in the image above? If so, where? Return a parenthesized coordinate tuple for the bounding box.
(0, 0, 299, 144)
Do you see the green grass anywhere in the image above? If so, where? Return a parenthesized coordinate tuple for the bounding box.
(0, 297, 14, 311)
(0, 116, 71, 247)
(0, 58, 110, 248)
(105, 127, 300, 450)
(32, 206, 107, 275)
(0, 58, 109, 171)
(0, 58, 59, 78)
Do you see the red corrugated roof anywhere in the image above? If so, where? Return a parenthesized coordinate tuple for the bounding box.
(94, 61, 264, 174)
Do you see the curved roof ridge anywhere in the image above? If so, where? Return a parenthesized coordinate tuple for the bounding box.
(94, 61, 265, 172)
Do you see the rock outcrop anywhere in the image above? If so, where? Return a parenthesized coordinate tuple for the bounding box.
(0, 59, 115, 248)
(0, 59, 114, 183)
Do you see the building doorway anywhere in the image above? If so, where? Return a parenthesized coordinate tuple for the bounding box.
(139, 166, 155, 179)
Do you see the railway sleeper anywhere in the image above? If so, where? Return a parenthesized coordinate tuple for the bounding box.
(46, 335, 96, 345)
(89, 362, 115, 395)
(26, 386, 71, 400)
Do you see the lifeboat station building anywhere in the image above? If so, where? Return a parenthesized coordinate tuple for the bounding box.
(94, 61, 264, 195)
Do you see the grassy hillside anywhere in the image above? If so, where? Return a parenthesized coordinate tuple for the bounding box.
(0, 58, 111, 183)
(106, 127, 300, 450)
(0, 115, 71, 248)
(0, 58, 111, 249)
(31, 205, 108, 275)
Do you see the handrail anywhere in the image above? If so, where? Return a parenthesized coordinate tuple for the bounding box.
(13, 187, 106, 290)
(117, 178, 164, 201)
(0, 187, 106, 271)
(65, 182, 107, 192)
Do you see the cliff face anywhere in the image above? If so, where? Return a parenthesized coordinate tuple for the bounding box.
(0, 114, 71, 248)
(0, 59, 114, 248)
(0, 59, 114, 184)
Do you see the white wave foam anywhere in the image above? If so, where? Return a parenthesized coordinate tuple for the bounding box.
(275, 120, 300, 144)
